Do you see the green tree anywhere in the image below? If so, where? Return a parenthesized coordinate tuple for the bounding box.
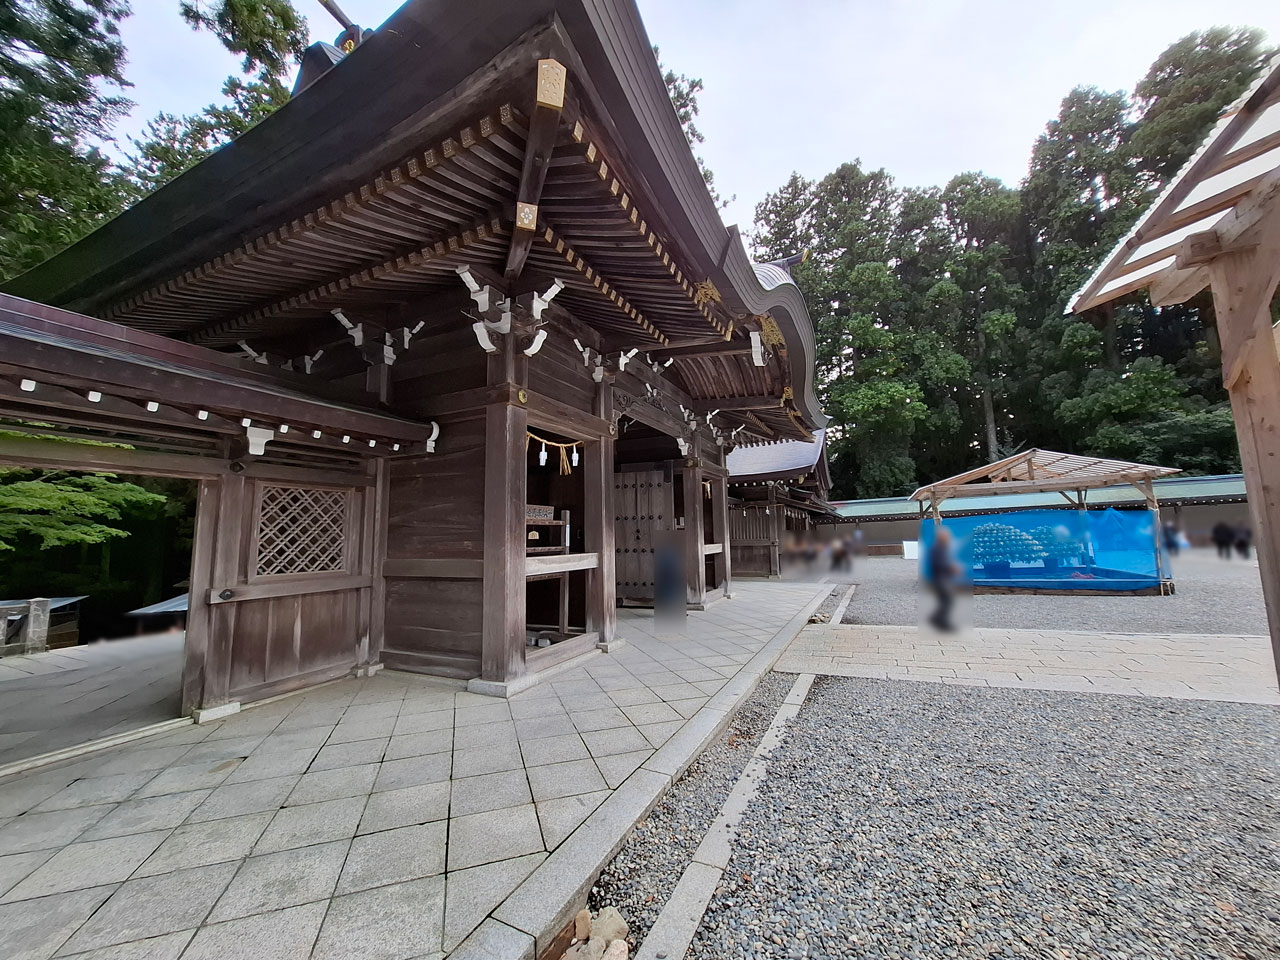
(124, 0, 306, 191)
(0, 469, 165, 551)
(0, 0, 134, 280)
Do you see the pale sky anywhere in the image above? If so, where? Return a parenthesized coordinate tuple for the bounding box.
(115, 0, 1277, 234)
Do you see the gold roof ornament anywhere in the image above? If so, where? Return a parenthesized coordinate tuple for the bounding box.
(693, 279, 722, 306)
(758, 315, 785, 348)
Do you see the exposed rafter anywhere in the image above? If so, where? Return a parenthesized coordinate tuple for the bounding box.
(504, 59, 567, 281)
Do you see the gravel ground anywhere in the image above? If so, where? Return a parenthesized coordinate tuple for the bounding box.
(842, 550, 1269, 635)
(588, 671, 797, 948)
(689, 675, 1280, 960)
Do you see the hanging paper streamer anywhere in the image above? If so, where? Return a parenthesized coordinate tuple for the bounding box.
(525, 430, 583, 476)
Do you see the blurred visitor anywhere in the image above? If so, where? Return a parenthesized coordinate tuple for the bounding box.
(1212, 522, 1235, 559)
(654, 529, 686, 631)
(1234, 524, 1253, 560)
(925, 526, 960, 632)
(1162, 521, 1181, 557)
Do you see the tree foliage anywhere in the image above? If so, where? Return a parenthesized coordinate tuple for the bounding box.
(0, 0, 134, 278)
(654, 45, 731, 209)
(754, 27, 1270, 498)
(0, 468, 164, 551)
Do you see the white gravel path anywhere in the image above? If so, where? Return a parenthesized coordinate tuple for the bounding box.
(687, 674, 1280, 960)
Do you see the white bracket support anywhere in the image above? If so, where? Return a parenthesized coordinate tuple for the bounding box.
(244, 425, 275, 456)
(237, 340, 270, 365)
(615, 347, 639, 371)
(425, 421, 440, 453)
(472, 321, 500, 354)
(531, 278, 565, 321)
(749, 330, 769, 367)
(572, 338, 592, 367)
(456, 265, 492, 313)
(523, 328, 548, 357)
(676, 437, 691, 456)
(331, 308, 364, 347)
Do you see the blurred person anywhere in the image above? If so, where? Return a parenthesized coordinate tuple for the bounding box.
(654, 529, 686, 632)
(1235, 524, 1253, 560)
(1212, 521, 1235, 559)
(925, 525, 960, 632)
(1162, 520, 1181, 557)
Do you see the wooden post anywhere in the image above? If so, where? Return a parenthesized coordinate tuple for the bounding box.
(182, 478, 220, 714)
(1209, 237, 1280, 685)
(584, 383, 616, 646)
(768, 485, 782, 577)
(362, 458, 390, 666)
(481, 330, 528, 682)
(203, 473, 246, 708)
(710, 477, 731, 597)
(682, 450, 706, 606)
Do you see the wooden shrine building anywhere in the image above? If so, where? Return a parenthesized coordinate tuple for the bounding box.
(727, 430, 834, 578)
(0, 0, 826, 710)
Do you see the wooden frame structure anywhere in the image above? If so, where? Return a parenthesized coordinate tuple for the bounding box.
(1070, 56, 1280, 681)
(0, 0, 826, 706)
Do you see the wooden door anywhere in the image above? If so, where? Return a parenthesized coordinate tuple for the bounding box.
(614, 469, 671, 603)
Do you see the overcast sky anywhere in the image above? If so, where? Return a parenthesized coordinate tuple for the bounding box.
(116, 0, 1277, 232)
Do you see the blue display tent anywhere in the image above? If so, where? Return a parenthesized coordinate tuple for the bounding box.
(912, 450, 1179, 594)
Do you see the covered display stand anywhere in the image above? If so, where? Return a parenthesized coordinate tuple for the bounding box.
(912, 450, 1179, 594)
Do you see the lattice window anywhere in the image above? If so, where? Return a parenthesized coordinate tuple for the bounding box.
(253, 485, 350, 577)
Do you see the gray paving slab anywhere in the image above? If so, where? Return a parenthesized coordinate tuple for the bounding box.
(32, 772, 159, 812)
(392, 710, 453, 736)
(442, 853, 544, 952)
(181, 901, 326, 960)
(57, 929, 194, 959)
(184, 777, 295, 824)
(384, 729, 453, 761)
(286, 763, 379, 805)
(0, 884, 117, 960)
(336, 821, 446, 894)
(357, 781, 450, 835)
(254, 796, 365, 854)
(535, 791, 609, 850)
(310, 737, 389, 771)
(447, 804, 543, 871)
(518, 733, 589, 767)
(374, 753, 451, 792)
(1, 830, 167, 902)
(207, 839, 347, 922)
(526, 758, 608, 802)
(60, 861, 237, 953)
(133, 760, 241, 798)
(446, 918, 535, 960)
(0, 804, 115, 855)
(311, 876, 445, 960)
(449, 741, 524, 778)
(132, 812, 272, 877)
(450, 770, 532, 817)
(0, 849, 54, 899)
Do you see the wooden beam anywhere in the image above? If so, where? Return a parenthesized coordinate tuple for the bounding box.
(1207, 207, 1280, 686)
(0, 434, 227, 479)
(690, 395, 780, 413)
(505, 59, 566, 281)
(1148, 265, 1211, 307)
(646, 341, 753, 361)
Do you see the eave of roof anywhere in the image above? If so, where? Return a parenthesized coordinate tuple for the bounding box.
(2, 0, 826, 434)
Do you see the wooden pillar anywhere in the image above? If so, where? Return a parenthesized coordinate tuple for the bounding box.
(768, 485, 782, 577)
(203, 473, 246, 708)
(710, 477, 731, 597)
(362, 459, 390, 666)
(1209, 238, 1280, 686)
(585, 384, 616, 645)
(181, 478, 220, 715)
(682, 452, 706, 606)
(481, 331, 528, 682)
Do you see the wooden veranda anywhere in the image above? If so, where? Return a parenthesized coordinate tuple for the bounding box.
(1071, 55, 1280, 682)
(0, 0, 827, 711)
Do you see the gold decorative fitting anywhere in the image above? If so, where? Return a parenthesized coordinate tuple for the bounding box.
(515, 202, 538, 232)
(536, 59, 567, 110)
(758, 315, 785, 348)
(693, 280, 722, 306)
(341, 39, 355, 53)
(781, 386, 794, 401)
(517, 389, 529, 404)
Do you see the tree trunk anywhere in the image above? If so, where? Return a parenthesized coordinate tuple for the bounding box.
(982, 384, 998, 461)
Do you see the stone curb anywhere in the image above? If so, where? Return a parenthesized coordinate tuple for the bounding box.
(462, 582, 833, 958)
(634, 673, 817, 960)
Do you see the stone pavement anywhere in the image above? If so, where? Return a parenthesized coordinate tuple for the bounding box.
(0, 580, 827, 960)
(776, 620, 1280, 704)
(0, 634, 184, 767)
